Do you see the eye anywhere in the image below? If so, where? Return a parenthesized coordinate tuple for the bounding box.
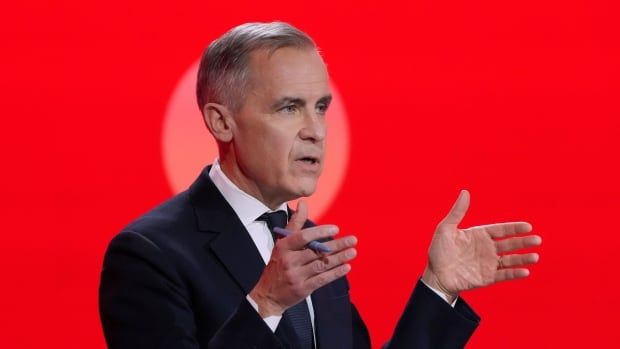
(278, 104, 299, 115)
(316, 103, 329, 116)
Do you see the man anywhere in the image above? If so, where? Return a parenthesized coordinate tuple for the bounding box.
(99, 22, 541, 348)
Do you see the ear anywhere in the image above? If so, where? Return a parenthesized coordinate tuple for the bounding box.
(202, 103, 234, 143)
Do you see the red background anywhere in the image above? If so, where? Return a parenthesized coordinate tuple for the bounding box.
(2, 0, 619, 347)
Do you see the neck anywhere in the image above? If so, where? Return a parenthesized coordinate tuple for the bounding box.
(218, 155, 286, 211)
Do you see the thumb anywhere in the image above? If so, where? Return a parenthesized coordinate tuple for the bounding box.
(440, 190, 470, 227)
(287, 200, 308, 231)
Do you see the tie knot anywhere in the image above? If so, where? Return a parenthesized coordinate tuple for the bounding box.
(256, 210, 288, 232)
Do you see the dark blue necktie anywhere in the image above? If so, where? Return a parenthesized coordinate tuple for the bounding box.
(257, 211, 315, 349)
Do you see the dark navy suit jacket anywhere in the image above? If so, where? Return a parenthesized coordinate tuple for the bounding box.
(99, 166, 480, 348)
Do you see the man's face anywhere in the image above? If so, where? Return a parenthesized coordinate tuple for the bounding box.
(228, 47, 331, 207)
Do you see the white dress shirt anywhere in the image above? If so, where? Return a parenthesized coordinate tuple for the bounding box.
(208, 160, 317, 334)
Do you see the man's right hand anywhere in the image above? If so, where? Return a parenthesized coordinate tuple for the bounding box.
(249, 201, 358, 317)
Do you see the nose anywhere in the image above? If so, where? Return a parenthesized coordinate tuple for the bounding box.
(298, 112, 326, 143)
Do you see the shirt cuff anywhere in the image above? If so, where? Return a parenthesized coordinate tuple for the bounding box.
(246, 294, 282, 332)
(419, 278, 458, 307)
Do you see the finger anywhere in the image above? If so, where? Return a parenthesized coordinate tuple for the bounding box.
(321, 235, 358, 254)
(290, 236, 357, 266)
(304, 263, 352, 292)
(439, 190, 470, 227)
(467, 222, 533, 238)
(282, 225, 339, 251)
(302, 247, 357, 277)
(495, 268, 530, 283)
(499, 253, 539, 268)
(287, 200, 308, 232)
(496, 235, 542, 253)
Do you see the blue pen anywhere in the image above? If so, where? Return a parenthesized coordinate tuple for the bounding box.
(272, 227, 332, 253)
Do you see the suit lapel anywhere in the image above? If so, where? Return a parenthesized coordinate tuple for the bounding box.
(188, 166, 265, 294)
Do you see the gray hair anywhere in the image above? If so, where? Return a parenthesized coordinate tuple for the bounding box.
(196, 22, 316, 112)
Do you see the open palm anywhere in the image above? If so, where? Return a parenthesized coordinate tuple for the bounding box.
(422, 191, 541, 298)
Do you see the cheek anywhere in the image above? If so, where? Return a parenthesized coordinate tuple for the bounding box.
(235, 117, 300, 173)
(265, 128, 298, 164)
(245, 130, 296, 178)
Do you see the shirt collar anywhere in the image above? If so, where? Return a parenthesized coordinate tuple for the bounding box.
(208, 160, 288, 227)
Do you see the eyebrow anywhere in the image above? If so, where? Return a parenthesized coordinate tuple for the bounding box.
(317, 95, 333, 106)
(271, 97, 306, 110)
(271, 94, 333, 110)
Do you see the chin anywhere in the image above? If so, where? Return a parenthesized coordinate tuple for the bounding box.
(289, 179, 318, 198)
(297, 188, 316, 197)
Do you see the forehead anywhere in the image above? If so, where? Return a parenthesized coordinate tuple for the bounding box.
(246, 47, 330, 100)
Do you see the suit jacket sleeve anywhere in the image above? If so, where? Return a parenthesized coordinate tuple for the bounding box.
(381, 280, 480, 349)
(99, 231, 283, 349)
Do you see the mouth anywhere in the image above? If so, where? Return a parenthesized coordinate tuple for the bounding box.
(296, 156, 320, 165)
(294, 155, 322, 173)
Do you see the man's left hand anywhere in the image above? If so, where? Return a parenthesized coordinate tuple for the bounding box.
(422, 190, 542, 303)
